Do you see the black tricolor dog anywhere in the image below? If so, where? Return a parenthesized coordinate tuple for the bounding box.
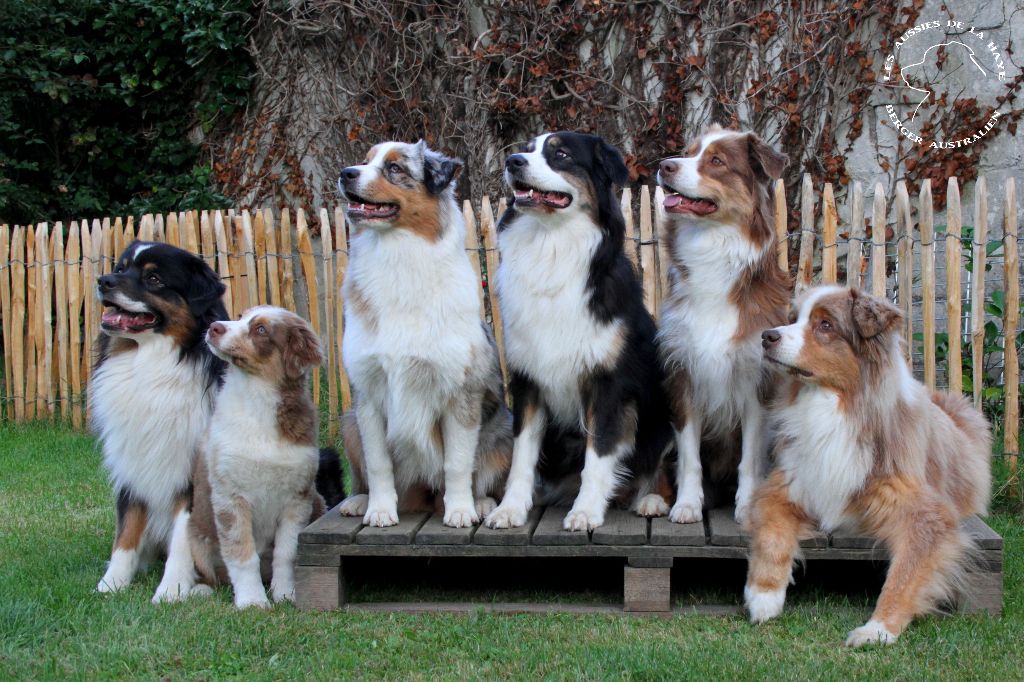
(484, 132, 674, 532)
(90, 241, 227, 597)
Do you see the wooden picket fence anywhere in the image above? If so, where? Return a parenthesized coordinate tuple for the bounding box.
(0, 175, 1019, 475)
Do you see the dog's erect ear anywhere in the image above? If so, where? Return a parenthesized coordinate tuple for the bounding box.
(850, 289, 902, 339)
(596, 139, 629, 186)
(284, 320, 323, 379)
(748, 133, 788, 182)
(423, 147, 464, 195)
(187, 255, 226, 316)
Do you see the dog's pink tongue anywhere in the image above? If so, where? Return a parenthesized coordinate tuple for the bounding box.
(663, 194, 683, 209)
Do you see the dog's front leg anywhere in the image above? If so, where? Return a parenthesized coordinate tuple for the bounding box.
(441, 408, 482, 528)
(216, 496, 269, 609)
(270, 497, 313, 602)
(152, 492, 197, 603)
(356, 401, 399, 528)
(736, 398, 767, 525)
(485, 372, 545, 529)
(669, 413, 704, 524)
(564, 377, 631, 532)
(97, 489, 148, 593)
(745, 470, 809, 624)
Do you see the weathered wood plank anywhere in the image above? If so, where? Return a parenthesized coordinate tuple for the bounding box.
(774, 178, 788, 271)
(354, 512, 429, 545)
(895, 180, 914, 365)
(624, 565, 671, 612)
(970, 177, 988, 408)
(299, 506, 363, 545)
(846, 181, 865, 289)
(957, 565, 1003, 616)
(708, 508, 749, 547)
(945, 177, 963, 394)
(415, 514, 478, 545)
(295, 563, 346, 611)
(532, 507, 590, 546)
(920, 180, 936, 390)
(821, 183, 837, 283)
(962, 515, 1003, 550)
(592, 509, 648, 546)
(649, 517, 706, 546)
(800, 528, 830, 549)
(474, 507, 542, 546)
(796, 173, 815, 294)
(829, 532, 876, 550)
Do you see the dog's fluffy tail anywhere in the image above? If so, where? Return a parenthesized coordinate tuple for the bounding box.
(316, 447, 346, 510)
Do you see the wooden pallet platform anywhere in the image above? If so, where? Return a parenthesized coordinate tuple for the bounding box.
(295, 506, 1003, 615)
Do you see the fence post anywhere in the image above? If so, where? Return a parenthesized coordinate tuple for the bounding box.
(895, 181, 914, 364)
(774, 179, 788, 272)
(320, 208, 339, 439)
(333, 206, 352, 413)
(463, 200, 485, 318)
(871, 183, 887, 297)
(639, 186, 657, 317)
(0, 224, 11, 417)
(946, 178, 963, 395)
(1003, 178, 1019, 474)
(920, 180, 937, 391)
(295, 210, 320, 405)
(67, 221, 83, 428)
(846, 181, 865, 289)
(822, 183, 837, 284)
(796, 174, 815, 294)
(971, 177, 989, 409)
(53, 223, 69, 420)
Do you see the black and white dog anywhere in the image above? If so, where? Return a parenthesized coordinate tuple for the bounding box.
(484, 132, 674, 531)
(90, 241, 226, 596)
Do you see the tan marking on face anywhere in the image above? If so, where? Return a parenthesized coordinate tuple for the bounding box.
(793, 296, 861, 403)
(114, 502, 147, 551)
(361, 175, 442, 241)
(146, 291, 197, 347)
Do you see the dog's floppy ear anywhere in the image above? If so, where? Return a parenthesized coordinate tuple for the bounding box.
(421, 143, 463, 195)
(187, 255, 226, 317)
(850, 289, 902, 339)
(748, 133, 788, 182)
(284, 319, 324, 379)
(596, 139, 629, 186)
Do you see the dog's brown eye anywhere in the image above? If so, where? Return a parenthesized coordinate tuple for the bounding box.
(555, 149, 568, 159)
(387, 163, 402, 174)
(710, 156, 724, 166)
(818, 319, 833, 332)
(256, 325, 268, 336)
(146, 273, 160, 285)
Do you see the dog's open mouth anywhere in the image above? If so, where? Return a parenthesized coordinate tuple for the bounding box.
(344, 193, 399, 221)
(101, 303, 159, 333)
(766, 356, 813, 378)
(661, 183, 718, 216)
(511, 182, 572, 209)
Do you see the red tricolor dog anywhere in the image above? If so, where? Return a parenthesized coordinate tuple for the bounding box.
(656, 126, 790, 524)
(747, 286, 991, 646)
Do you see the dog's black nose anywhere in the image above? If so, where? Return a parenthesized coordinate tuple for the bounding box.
(97, 274, 119, 291)
(340, 167, 360, 183)
(506, 154, 527, 170)
(761, 329, 781, 348)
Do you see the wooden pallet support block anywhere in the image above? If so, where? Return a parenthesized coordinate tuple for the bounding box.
(624, 557, 671, 613)
(296, 560, 347, 611)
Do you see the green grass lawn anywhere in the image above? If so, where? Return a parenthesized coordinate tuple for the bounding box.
(2, 422, 1023, 679)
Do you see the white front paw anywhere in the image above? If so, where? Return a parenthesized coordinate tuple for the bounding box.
(338, 494, 369, 517)
(234, 589, 271, 610)
(363, 505, 399, 528)
(845, 620, 898, 647)
(474, 496, 497, 518)
(745, 585, 786, 623)
(443, 505, 479, 528)
(669, 500, 703, 524)
(635, 493, 669, 517)
(96, 573, 130, 593)
(563, 508, 603, 532)
(485, 501, 529, 529)
(271, 580, 295, 603)
(152, 580, 194, 604)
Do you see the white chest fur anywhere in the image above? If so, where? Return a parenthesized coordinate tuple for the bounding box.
(660, 223, 766, 431)
(774, 388, 872, 531)
(90, 335, 214, 544)
(496, 213, 622, 427)
(342, 224, 487, 466)
(206, 369, 317, 553)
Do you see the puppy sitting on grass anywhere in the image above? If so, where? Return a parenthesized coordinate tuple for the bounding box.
(165, 305, 326, 608)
